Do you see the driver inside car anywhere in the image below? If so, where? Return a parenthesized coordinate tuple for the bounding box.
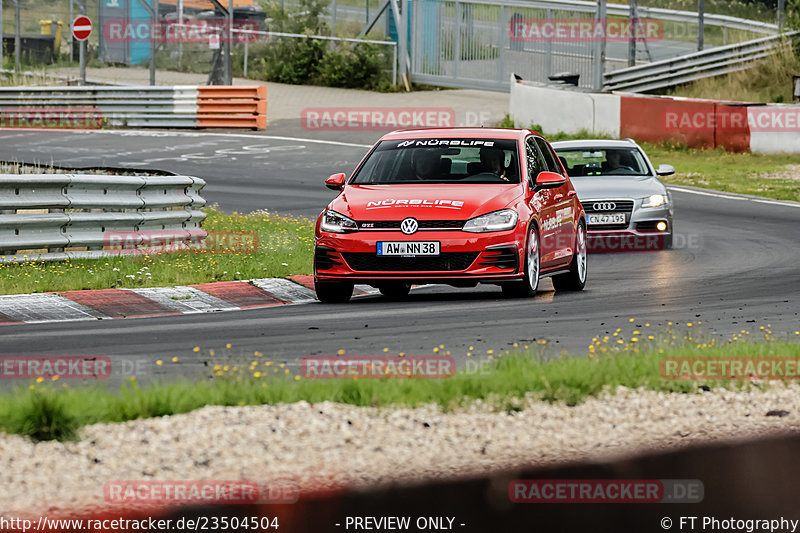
(411, 149, 441, 180)
(479, 147, 509, 181)
(602, 151, 636, 174)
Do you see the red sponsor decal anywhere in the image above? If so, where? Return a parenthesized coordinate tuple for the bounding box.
(508, 17, 663, 42)
(301, 107, 456, 131)
(1, 356, 112, 379)
(301, 356, 456, 379)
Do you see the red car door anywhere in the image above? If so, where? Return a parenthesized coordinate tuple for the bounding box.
(536, 137, 575, 267)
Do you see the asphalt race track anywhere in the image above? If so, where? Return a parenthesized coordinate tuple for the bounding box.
(0, 130, 798, 388)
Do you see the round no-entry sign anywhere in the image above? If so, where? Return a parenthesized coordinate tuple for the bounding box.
(72, 16, 93, 41)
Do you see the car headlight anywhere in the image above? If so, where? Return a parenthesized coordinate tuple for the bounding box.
(320, 210, 358, 233)
(642, 194, 667, 208)
(462, 209, 518, 233)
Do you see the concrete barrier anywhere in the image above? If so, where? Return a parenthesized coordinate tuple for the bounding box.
(510, 75, 800, 153)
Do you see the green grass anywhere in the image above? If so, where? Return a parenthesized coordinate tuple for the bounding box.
(3, 331, 799, 442)
(671, 42, 800, 104)
(643, 144, 800, 202)
(0, 209, 314, 296)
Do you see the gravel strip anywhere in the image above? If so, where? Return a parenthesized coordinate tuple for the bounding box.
(2, 386, 799, 516)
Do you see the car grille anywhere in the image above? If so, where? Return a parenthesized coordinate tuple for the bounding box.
(357, 220, 465, 231)
(478, 246, 518, 270)
(341, 252, 480, 272)
(581, 199, 634, 230)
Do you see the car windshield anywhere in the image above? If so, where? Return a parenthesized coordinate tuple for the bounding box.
(350, 138, 521, 184)
(555, 147, 650, 177)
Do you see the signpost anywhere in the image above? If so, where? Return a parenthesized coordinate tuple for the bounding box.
(72, 15, 92, 85)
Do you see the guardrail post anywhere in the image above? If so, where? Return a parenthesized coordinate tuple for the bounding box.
(13, 0, 21, 73)
(592, 0, 606, 91)
(545, 8, 552, 77)
(698, 0, 704, 51)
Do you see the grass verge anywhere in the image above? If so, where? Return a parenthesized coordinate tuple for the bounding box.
(495, 118, 800, 203)
(644, 144, 800, 202)
(2, 334, 798, 442)
(671, 43, 800, 104)
(0, 209, 314, 295)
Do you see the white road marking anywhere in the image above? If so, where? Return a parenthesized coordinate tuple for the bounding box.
(668, 186, 800, 208)
(49, 129, 374, 149)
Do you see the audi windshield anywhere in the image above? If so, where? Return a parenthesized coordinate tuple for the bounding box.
(556, 147, 650, 177)
(350, 139, 521, 184)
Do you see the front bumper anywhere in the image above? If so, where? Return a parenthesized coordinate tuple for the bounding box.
(586, 202, 672, 252)
(315, 230, 524, 283)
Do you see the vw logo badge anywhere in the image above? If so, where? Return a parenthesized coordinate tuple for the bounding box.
(593, 202, 616, 211)
(400, 217, 419, 235)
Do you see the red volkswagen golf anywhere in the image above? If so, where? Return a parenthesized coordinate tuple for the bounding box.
(314, 128, 587, 303)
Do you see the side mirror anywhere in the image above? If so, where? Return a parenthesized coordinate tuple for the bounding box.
(325, 173, 346, 191)
(533, 171, 567, 192)
(656, 164, 675, 177)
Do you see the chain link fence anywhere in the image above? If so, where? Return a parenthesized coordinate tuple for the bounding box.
(0, 0, 786, 91)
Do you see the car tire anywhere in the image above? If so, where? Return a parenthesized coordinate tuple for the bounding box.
(502, 224, 540, 298)
(663, 232, 673, 249)
(552, 221, 587, 292)
(378, 282, 411, 299)
(315, 280, 354, 303)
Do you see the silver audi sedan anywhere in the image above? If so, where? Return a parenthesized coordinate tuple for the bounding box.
(552, 139, 675, 251)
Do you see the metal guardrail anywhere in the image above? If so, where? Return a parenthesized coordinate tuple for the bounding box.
(0, 86, 267, 129)
(0, 174, 207, 262)
(603, 31, 799, 93)
(601, 1, 778, 34)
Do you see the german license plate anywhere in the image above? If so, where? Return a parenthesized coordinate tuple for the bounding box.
(587, 213, 626, 225)
(377, 241, 440, 256)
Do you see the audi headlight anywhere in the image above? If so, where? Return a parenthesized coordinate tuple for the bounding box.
(462, 209, 518, 233)
(320, 210, 358, 233)
(642, 194, 667, 208)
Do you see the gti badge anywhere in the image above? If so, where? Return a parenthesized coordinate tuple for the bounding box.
(400, 217, 419, 235)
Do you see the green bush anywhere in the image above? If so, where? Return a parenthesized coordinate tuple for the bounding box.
(315, 43, 389, 90)
(248, 0, 395, 90)
(262, 36, 327, 85)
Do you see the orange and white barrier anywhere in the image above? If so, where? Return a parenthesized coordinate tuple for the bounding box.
(0, 85, 267, 130)
(197, 86, 267, 130)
